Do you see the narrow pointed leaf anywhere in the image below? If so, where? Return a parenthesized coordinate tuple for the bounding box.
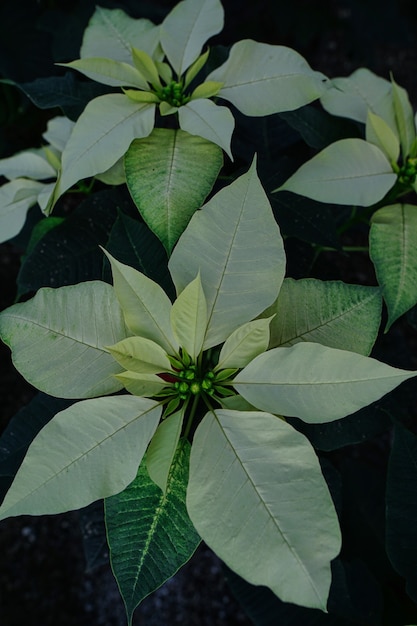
(366, 111, 400, 163)
(184, 48, 210, 88)
(370, 204, 417, 330)
(169, 159, 285, 349)
(190, 80, 223, 100)
(107, 336, 171, 374)
(217, 317, 272, 370)
(105, 441, 200, 625)
(262, 278, 382, 355)
(160, 0, 224, 76)
(114, 371, 167, 397)
(178, 99, 234, 158)
(187, 409, 341, 610)
(0, 396, 161, 520)
(0, 281, 129, 398)
(208, 40, 328, 115)
(278, 139, 396, 206)
(131, 47, 162, 89)
(391, 78, 416, 157)
(146, 410, 184, 493)
(234, 343, 416, 423)
(61, 58, 149, 89)
(103, 250, 178, 355)
(170, 274, 207, 359)
(57, 94, 155, 200)
(124, 128, 223, 253)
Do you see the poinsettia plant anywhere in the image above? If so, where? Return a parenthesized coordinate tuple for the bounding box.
(1, 161, 415, 624)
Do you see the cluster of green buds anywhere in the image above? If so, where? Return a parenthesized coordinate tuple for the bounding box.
(158, 81, 191, 108)
(397, 156, 417, 187)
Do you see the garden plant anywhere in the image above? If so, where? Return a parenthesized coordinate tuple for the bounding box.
(1, 1, 417, 625)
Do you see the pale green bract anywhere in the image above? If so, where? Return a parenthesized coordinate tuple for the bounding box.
(0, 162, 416, 618)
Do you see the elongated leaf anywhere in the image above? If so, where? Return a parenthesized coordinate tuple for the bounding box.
(366, 111, 400, 163)
(178, 99, 234, 158)
(278, 139, 396, 206)
(114, 371, 167, 397)
(107, 336, 171, 374)
(56, 94, 155, 202)
(81, 7, 160, 64)
(0, 396, 161, 520)
(0, 281, 128, 398)
(105, 441, 200, 625)
(0, 178, 42, 243)
(146, 410, 184, 493)
(187, 409, 341, 610)
(160, 0, 224, 76)
(391, 78, 416, 157)
(0, 149, 56, 180)
(370, 204, 417, 330)
(170, 274, 207, 360)
(208, 40, 328, 116)
(262, 278, 382, 355)
(217, 317, 272, 369)
(124, 128, 223, 253)
(233, 343, 416, 423)
(103, 250, 178, 355)
(169, 158, 285, 349)
(62, 58, 148, 89)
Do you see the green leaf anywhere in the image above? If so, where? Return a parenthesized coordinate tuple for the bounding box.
(216, 317, 272, 370)
(169, 158, 286, 349)
(366, 111, 400, 163)
(187, 409, 341, 610)
(369, 204, 417, 330)
(146, 410, 184, 493)
(131, 47, 162, 89)
(55, 94, 155, 202)
(160, 0, 224, 76)
(208, 40, 328, 116)
(190, 80, 223, 100)
(81, 7, 160, 64)
(233, 343, 416, 423)
(106, 336, 172, 374)
(0, 281, 128, 398)
(0, 396, 161, 520)
(114, 371, 167, 397)
(61, 58, 148, 89)
(0, 178, 43, 243)
(391, 77, 416, 157)
(105, 441, 200, 625)
(178, 99, 235, 158)
(170, 274, 207, 360)
(262, 278, 382, 356)
(124, 128, 223, 253)
(277, 139, 396, 206)
(103, 250, 178, 355)
(0, 149, 56, 180)
(184, 48, 210, 88)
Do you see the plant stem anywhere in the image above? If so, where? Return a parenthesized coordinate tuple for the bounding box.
(183, 394, 200, 440)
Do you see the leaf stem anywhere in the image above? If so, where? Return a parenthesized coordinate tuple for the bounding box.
(183, 395, 199, 440)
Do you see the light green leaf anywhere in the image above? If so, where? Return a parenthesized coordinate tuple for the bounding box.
(131, 47, 162, 89)
(0, 281, 128, 398)
(391, 77, 416, 157)
(95, 157, 126, 186)
(114, 371, 167, 397)
(233, 343, 417, 423)
(184, 48, 210, 88)
(124, 128, 223, 253)
(146, 409, 185, 492)
(208, 40, 328, 115)
(170, 274, 207, 360)
(366, 111, 400, 163)
(155, 60, 173, 85)
(216, 317, 272, 370)
(0, 396, 161, 520)
(262, 278, 382, 356)
(103, 250, 178, 355)
(178, 99, 234, 158)
(120, 89, 160, 103)
(320, 68, 396, 129)
(81, 6, 160, 64)
(0, 179, 43, 243)
(187, 409, 341, 610)
(106, 441, 200, 626)
(60, 58, 148, 89)
(37, 182, 56, 213)
(0, 149, 56, 180)
(190, 80, 223, 100)
(169, 158, 286, 349)
(370, 204, 417, 330)
(42, 115, 74, 152)
(56, 94, 155, 201)
(277, 138, 396, 206)
(106, 336, 172, 374)
(160, 0, 224, 76)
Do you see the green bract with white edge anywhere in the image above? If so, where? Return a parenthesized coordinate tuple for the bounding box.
(0, 161, 415, 622)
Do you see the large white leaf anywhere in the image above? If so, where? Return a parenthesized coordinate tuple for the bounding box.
(81, 7, 160, 64)
(233, 342, 416, 423)
(0, 149, 56, 180)
(262, 278, 382, 356)
(278, 139, 397, 206)
(0, 179, 43, 243)
(0, 281, 129, 398)
(0, 396, 161, 519)
(187, 409, 341, 610)
(370, 204, 417, 330)
(62, 58, 149, 89)
(178, 99, 235, 158)
(160, 0, 224, 76)
(208, 40, 328, 116)
(169, 158, 285, 349)
(57, 95, 155, 200)
(42, 116, 75, 152)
